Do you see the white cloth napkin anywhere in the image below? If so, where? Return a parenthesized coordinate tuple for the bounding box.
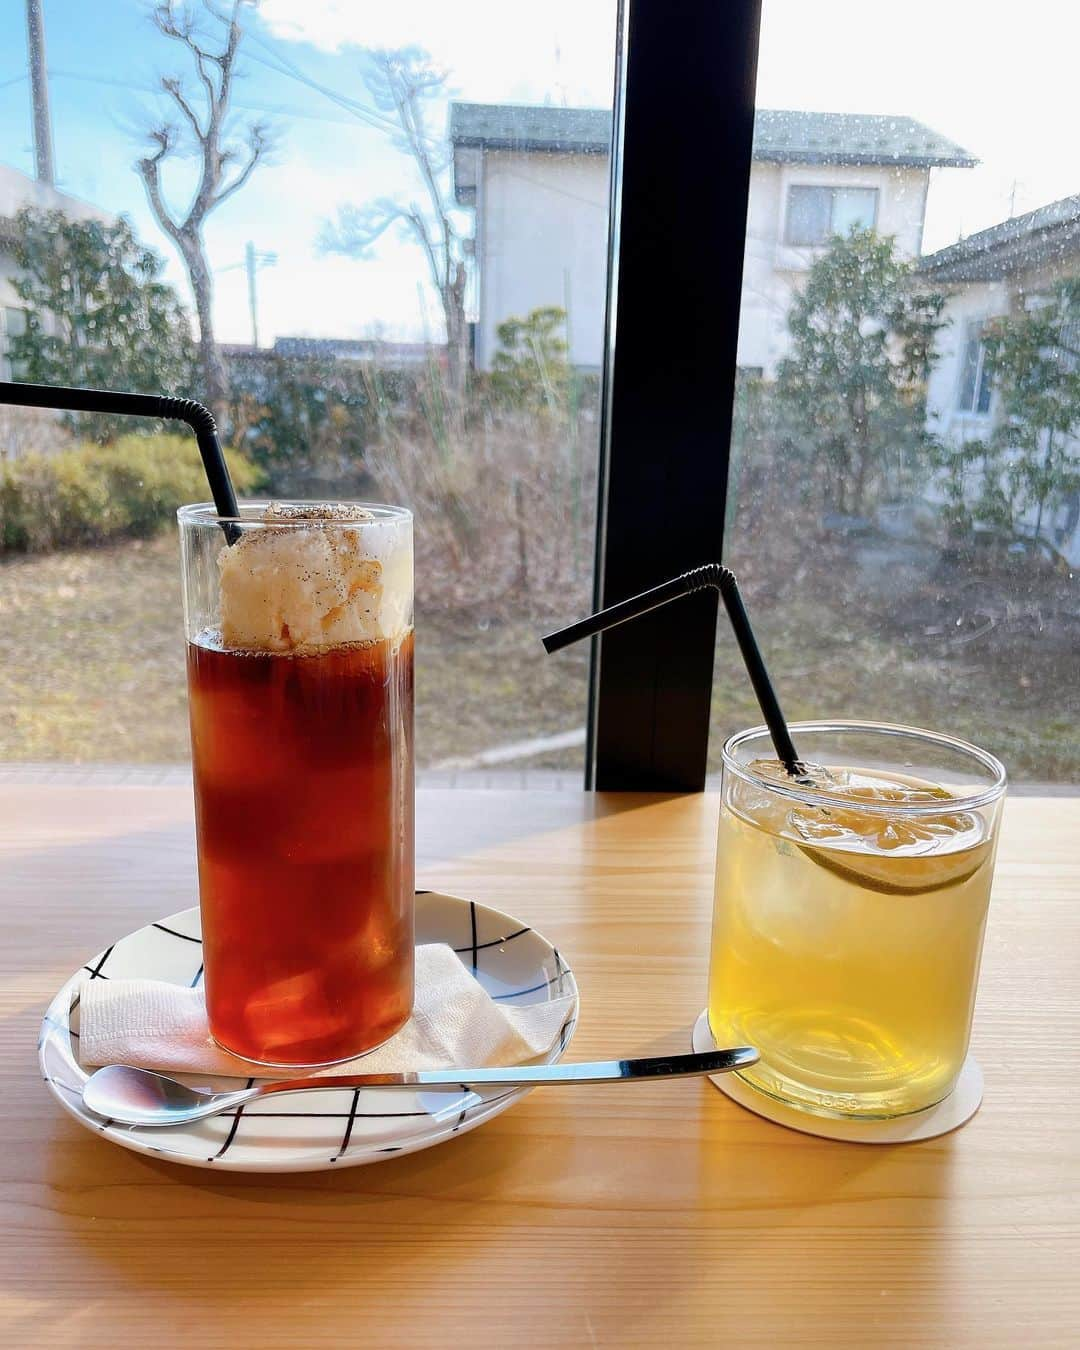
(78, 943, 575, 1080)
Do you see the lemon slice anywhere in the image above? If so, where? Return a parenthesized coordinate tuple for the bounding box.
(789, 788, 990, 896)
(798, 834, 990, 895)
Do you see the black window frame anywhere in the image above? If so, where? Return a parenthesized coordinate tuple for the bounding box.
(586, 0, 763, 791)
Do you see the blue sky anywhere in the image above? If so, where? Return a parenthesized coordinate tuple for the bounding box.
(1, 2, 1077, 345)
(0, 1, 617, 343)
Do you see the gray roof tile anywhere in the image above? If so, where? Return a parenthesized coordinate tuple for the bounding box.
(449, 102, 975, 168)
(918, 193, 1080, 281)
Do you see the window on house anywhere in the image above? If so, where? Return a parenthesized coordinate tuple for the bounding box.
(957, 324, 993, 414)
(3, 307, 26, 341)
(785, 186, 878, 246)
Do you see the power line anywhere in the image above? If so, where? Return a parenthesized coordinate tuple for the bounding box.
(240, 31, 444, 151)
(48, 67, 370, 129)
(43, 17, 447, 151)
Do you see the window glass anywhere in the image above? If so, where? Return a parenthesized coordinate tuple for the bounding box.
(786, 186, 877, 246)
(720, 0, 1080, 786)
(832, 187, 877, 235)
(957, 334, 981, 411)
(0, 1, 617, 782)
(975, 349, 993, 414)
(786, 186, 832, 245)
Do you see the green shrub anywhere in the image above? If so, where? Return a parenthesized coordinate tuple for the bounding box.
(0, 434, 262, 554)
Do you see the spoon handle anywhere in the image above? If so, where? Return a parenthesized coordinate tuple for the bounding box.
(254, 1047, 758, 1098)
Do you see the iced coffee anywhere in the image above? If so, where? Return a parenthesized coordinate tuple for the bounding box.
(178, 502, 414, 1066)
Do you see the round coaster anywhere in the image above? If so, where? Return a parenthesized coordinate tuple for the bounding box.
(693, 1011, 982, 1143)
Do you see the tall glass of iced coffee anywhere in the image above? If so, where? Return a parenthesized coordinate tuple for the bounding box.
(178, 502, 414, 1067)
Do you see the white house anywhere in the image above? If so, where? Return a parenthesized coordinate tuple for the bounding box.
(450, 102, 975, 375)
(0, 162, 111, 378)
(920, 194, 1080, 564)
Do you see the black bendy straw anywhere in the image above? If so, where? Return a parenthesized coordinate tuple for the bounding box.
(0, 381, 239, 542)
(542, 563, 804, 778)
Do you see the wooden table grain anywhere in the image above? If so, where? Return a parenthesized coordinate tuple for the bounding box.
(1, 786, 1077, 1348)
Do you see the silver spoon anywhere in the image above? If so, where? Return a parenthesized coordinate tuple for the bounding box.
(82, 1047, 758, 1127)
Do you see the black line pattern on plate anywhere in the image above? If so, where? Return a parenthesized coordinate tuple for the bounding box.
(491, 971, 566, 1001)
(86, 945, 115, 980)
(210, 1077, 255, 1161)
(224, 1109, 431, 1121)
(190, 964, 204, 988)
(454, 1088, 517, 1131)
(152, 922, 202, 945)
(42, 1014, 79, 1041)
(558, 1007, 576, 1054)
(331, 1089, 361, 1162)
(47, 897, 577, 1166)
(452, 927, 531, 956)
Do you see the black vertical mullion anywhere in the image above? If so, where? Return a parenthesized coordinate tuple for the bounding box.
(589, 0, 763, 791)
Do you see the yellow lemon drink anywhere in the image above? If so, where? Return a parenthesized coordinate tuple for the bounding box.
(708, 724, 1005, 1119)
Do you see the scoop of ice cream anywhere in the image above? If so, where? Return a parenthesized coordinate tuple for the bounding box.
(218, 504, 412, 652)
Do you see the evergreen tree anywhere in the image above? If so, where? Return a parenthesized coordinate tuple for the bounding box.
(777, 228, 946, 517)
(9, 208, 195, 439)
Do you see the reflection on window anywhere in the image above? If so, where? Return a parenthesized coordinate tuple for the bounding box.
(956, 324, 993, 414)
(785, 186, 878, 246)
(719, 0, 1080, 787)
(0, 3, 616, 781)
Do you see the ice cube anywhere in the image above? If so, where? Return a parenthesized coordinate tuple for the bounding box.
(244, 969, 350, 1054)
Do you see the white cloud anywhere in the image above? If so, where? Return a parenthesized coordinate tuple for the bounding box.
(257, 0, 618, 106)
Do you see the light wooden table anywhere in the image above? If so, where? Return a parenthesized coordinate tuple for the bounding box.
(1, 786, 1078, 1348)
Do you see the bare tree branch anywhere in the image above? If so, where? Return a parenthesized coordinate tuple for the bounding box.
(402, 205, 441, 299)
(213, 122, 270, 210)
(136, 0, 269, 414)
(321, 200, 411, 258)
(329, 47, 469, 397)
(192, 46, 218, 106)
(161, 77, 205, 142)
(137, 132, 184, 249)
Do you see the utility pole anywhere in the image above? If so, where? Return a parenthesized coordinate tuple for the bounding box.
(219, 243, 277, 348)
(245, 241, 259, 349)
(25, 0, 55, 186)
(244, 242, 277, 348)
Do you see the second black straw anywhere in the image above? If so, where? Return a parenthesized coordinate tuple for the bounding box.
(542, 564, 803, 778)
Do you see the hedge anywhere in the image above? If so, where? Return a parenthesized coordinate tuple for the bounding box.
(0, 434, 262, 553)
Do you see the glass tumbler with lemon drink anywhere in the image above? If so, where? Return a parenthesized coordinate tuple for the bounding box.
(708, 721, 1006, 1119)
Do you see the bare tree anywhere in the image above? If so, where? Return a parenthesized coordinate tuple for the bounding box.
(321, 48, 469, 399)
(137, 1, 269, 414)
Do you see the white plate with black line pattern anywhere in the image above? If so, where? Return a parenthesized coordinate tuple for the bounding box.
(39, 890, 578, 1172)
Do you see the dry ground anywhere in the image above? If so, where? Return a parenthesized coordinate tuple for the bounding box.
(0, 534, 1075, 782)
